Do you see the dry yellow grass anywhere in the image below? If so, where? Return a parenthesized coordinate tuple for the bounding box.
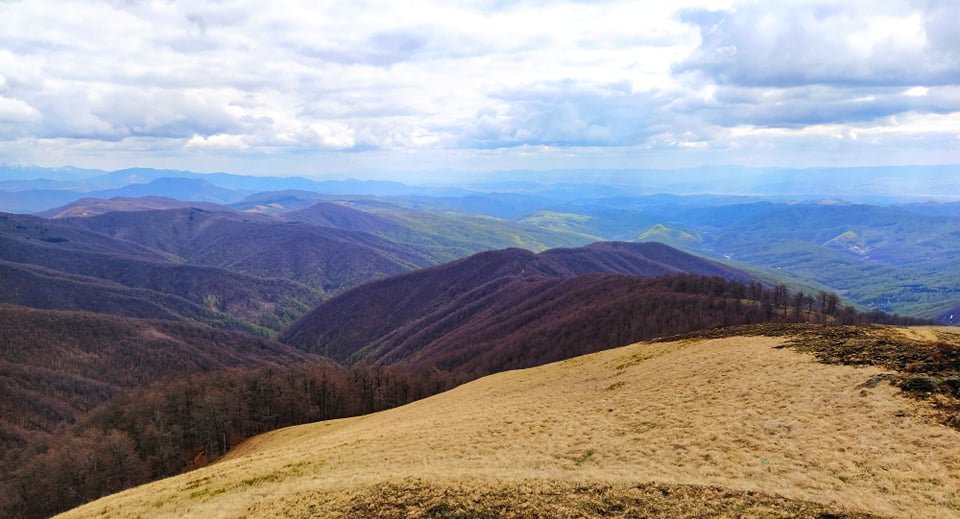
(61, 332, 960, 518)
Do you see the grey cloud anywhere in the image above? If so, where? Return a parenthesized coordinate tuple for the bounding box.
(299, 30, 429, 66)
(91, 91, 243, 139)
(577, 32, 686, 50)
(675, 4, 960, 87)
(298, 94, 422, 119)
(294, 25, 497, 68)
(922, 0, 960, 59)
(186, 14, 207, 35)
(0, 39, 75, 56)
(674, 85, 960, 127)
(7, 87, 245, 141)
(462, 81, 671, 148)
(159, 34, 224, 54)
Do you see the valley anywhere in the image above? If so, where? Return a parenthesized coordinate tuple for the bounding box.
(2, 167, 954, 517)
(6, 166, 959, 322)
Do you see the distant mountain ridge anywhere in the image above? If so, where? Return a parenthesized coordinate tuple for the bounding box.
(67, 207, 435, 293)
(0, 211, 323, 332)
(0, 166, 454, 213)
(1, 199, 590, 334)
(5, 162, 959, 321)
(38, 196, 231, 219)
(0, 177, 249, 213)
(88, 178, 246, 204)
(285, 201, 406, 234)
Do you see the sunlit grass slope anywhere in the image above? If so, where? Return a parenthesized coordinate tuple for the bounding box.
(63, 331, 960, 518)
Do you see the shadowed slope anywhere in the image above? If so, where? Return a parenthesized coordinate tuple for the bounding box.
(0, 212, 167, 259)
(0, 229, 321, 331)
(284, 201, 406, 234)
(68, 207, 434, 293)
(0, 212, 323, 332)
(0, 305, 321, 450)
(280, 242, 751, 371)
(0, 260, 248, 327)
(538, 241, 749, 279)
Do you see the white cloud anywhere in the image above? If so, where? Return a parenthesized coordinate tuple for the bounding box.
(308, 122, 356, 149)
(0, 96, 42, 123)
(186, 133, 249, 150)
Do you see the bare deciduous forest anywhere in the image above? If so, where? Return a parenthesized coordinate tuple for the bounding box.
(0, 274, 924, 518)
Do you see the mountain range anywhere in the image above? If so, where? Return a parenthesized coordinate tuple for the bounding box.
(1, 164, 958, 518)
(6, 164, 957, 321)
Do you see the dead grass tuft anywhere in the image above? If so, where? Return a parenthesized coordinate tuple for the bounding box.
(322, 479, 879, 519)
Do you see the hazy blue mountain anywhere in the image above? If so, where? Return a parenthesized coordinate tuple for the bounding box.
(88, 178, 248, 204)
(7, 164, 960, 216)
(1, 179, 246, 213)
(0, 189, 96, 214)
(0, 178, 76, 191)
(459, 165, 960, 202)
(0, 165, 107, 182)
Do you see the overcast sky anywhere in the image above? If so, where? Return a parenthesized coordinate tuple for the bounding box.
(0, 0, 958, 177)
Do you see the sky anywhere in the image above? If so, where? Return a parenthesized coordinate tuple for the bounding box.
(0, 0, 958, 178)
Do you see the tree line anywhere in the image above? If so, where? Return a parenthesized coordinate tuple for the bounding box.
(0, 363, 456, 518)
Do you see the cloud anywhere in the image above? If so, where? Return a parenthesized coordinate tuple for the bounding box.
(921, 0, 960, 61)
(186, 133, 249, 150)
(674, 84, 960, 127)
(307, 121, 356, 149)
(463, 81, 672, 148)
(185, 120, 356, 151)
(299, 30, 430, 66)
(0, 96, 42, 123)
(0, 0, 957, 174)
(675, 2, 960, 87)
(659, 0, 960, 166)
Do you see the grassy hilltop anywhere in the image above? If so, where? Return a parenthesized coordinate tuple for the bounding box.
(63, 325, 960, 518)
